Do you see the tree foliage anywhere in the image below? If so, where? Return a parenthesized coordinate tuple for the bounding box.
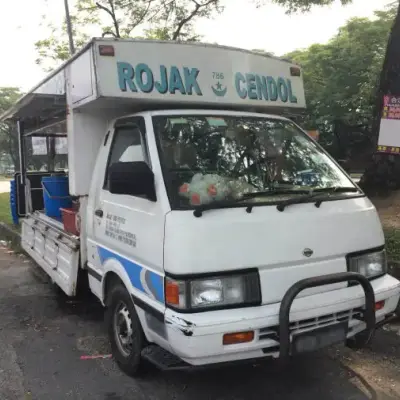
(286, 4, 396, 166)
(76, 0, 155, 38)
(360, 1, 400, 194)
(0, 87, 22, 169)
(35, 0, 223, 69)
(35, 0, 360, 69)
(154, 0, 223, 41)
(256, 0, 352, 13)
(35, 14, 92, 70)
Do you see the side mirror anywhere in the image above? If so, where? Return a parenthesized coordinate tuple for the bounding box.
(108, 161, 157, 201)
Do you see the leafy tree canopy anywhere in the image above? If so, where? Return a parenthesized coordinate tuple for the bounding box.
(285, 3, 396, 162)
(0, 87, 23, 169)
(35, 0, 223, 69)
(258, 0, 352, 13)
(35, 0, 358, 69)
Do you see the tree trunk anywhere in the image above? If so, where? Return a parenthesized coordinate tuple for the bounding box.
(360, 0, 400, 196)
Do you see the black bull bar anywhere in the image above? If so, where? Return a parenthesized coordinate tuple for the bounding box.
(279, 272, 376, 359)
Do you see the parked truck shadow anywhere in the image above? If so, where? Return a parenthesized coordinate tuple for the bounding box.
(53, 289, 104, 323)
(129, 350, 391, 400)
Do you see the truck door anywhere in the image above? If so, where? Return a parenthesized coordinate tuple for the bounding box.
(86, 116, 166, 317)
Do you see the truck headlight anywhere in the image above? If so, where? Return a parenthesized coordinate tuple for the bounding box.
(348, 249, 387, 279)
(165, 271, 261, 311)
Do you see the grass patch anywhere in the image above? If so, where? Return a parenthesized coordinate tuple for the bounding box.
(384, 226, 400, 261)
(0, 192, 12, 225)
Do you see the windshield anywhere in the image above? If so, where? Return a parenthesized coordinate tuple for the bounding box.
(152, 114, 357, 209)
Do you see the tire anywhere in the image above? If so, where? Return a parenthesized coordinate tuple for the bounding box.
(105, 283, 146, 376)
(395, 298, 400, 318)
(346, 330, 372, 350)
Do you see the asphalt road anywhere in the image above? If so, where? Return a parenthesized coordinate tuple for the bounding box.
(1, 247, 400, 400)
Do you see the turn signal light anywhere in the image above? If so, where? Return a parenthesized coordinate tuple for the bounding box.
(223, 331, 254, 345)
(375, 300, 385, 311)
(99, 45, 115, 56)
(290, 66, 301, 77)
(165, 280, 180, 305)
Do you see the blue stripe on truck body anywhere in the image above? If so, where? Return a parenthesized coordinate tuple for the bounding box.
(97, 246, 164, 303)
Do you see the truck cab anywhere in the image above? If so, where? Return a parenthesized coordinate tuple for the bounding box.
(2, 38, 400, 376)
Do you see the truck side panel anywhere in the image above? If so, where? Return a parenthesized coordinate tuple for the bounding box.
(69, 48, 95, 105)
(21, 215, 80, 296)
(66, 45, 121, 197)
(67, 111, 113, 196)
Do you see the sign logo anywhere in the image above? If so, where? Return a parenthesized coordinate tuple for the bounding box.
(211, 72, 227, 97)
(212, 81, 227, 97)
(303, 248, 313, 258)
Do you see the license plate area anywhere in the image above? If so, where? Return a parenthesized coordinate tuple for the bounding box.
(291, 321, 349, 354)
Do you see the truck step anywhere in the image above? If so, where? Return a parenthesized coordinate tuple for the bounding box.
(141, 345, 189, 370)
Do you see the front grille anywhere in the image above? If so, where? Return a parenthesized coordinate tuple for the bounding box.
(259, 308, 363, 341)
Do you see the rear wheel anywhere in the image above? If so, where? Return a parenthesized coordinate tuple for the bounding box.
(105, 283, 146, 376)
(395, 298, 400, 318)
(346, 330, 372, 350)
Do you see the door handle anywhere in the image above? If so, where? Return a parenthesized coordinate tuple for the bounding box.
(94, 209, 104, 218)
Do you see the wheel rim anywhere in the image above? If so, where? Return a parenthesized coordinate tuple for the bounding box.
(113, 301, 134, 357)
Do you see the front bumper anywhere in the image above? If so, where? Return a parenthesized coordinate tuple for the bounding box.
(164, 274, 400, 366)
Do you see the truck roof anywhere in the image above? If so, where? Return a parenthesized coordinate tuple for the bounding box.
(1, 38, 306, 134)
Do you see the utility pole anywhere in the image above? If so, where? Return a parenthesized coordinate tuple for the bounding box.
(63, 0, 75, 55)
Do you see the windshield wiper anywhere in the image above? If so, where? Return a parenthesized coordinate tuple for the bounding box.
(243, 188, 312, 197)
(192, 186, 360, 217)
(193, 197, 248, 217)
(276, 186, 360, 212)
(312, 186, 360, 194)
(313, 186, 361, 208)
(192, 188, 311, 217)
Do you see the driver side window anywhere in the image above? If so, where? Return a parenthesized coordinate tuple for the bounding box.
(104, 117, 149, 191)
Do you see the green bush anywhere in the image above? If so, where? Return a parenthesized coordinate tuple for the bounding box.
(0, 192, 11, 225)
(384, 227, 400, 261)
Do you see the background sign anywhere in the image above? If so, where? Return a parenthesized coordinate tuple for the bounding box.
(382, 95, 400, 119)
(377, 95, 400, 154)
(55, 137, 68, 154)
(31, 137, 47, 155)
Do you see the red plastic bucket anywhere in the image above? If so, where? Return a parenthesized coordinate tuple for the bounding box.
(60, 208, 80, 236)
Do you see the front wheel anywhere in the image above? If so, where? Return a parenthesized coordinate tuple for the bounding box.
(105, 283, 146, 376)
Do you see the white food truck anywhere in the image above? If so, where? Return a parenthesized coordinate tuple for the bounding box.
(2, 38, 400, 376)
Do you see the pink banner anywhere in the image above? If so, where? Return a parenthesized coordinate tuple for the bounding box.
(382, 95, 400, 120)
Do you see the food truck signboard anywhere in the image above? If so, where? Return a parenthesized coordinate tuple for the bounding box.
(96, 41, 307, 110)
(377, 95, 400, 154)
